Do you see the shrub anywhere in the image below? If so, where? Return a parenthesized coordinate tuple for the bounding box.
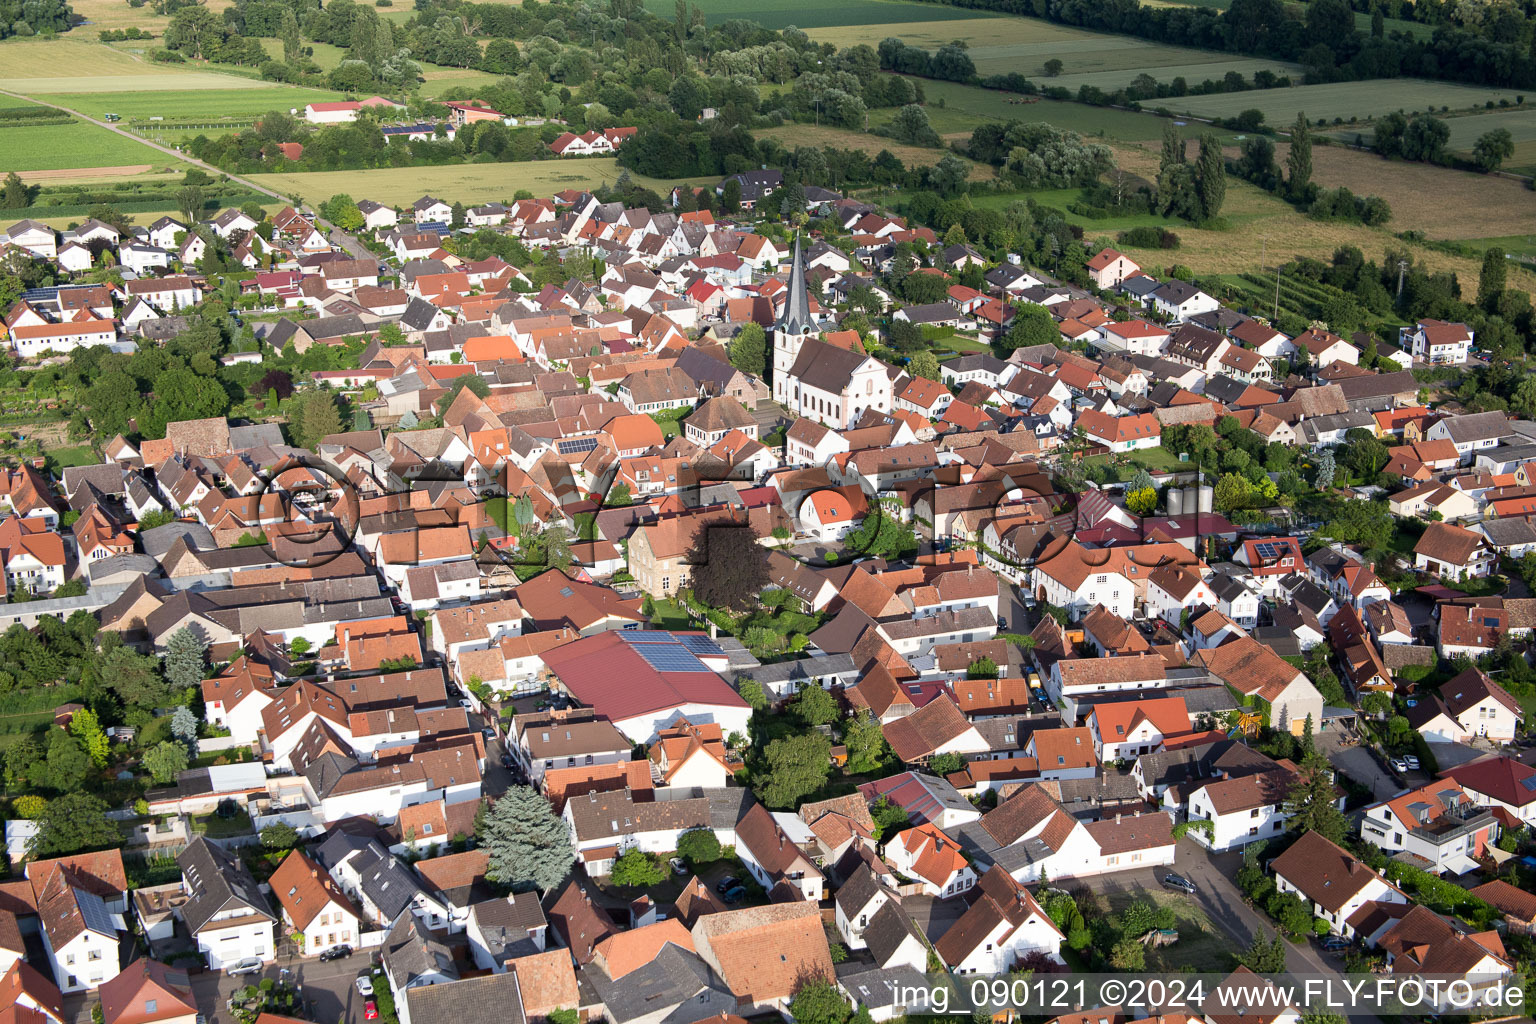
(1117, 226, 1180, 249)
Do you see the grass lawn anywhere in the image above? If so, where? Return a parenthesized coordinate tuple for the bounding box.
(650, 597, 695, 630)
(642, 0, 992, 29)
(0, 120, 177, 173)
(1082, 445, 1189, 480)
(192, 807, 255, 838)
(1102, 888, 1232, 973)
(45, 445, 97, 473)
(935, 335, 992, 354)
(251, 160, 699, 206)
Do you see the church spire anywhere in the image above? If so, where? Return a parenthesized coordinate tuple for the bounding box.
(776, 233, 813, 336)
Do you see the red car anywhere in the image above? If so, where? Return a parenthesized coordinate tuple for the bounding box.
(364, 1002, 378, 1021)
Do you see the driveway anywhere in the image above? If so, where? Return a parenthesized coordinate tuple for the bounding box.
(174, 952, 378, 1024)
(1319, 730, 1402, 801)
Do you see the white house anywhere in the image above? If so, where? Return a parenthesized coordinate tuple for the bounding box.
(884, 823, 976, 898)
(1403, 319, 1473, 366)
(176, 837, 276, 970)
(1359, 778, 1499, 877)
(934, 866, 1063, 974)
(1086, 248, 1140, 290)
(1184, 766, 1298, 851)
(1269, 830, 1407, 937)
(270, 850, 363, 958)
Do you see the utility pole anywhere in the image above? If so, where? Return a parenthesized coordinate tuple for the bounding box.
(1396, 258, 1409, 300)
(1273, 260, 1281, 323)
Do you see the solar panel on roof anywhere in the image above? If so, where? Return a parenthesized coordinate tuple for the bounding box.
(557, 437, 599, 455)
(677, 633, 723, 655)
(635, 644, 708, 673)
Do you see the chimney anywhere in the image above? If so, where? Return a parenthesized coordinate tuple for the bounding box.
(1115, 813, 1122, 824)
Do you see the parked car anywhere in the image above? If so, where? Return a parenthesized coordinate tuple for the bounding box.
(364, 1002, 378, 1021)
(721, 885, 747, 904)
(319, 945, 352, 962)
(1404, 754, 1421, 770)
(355, 976, 374, 997)
(1390, 758, 1408, 773)
(1161, 873, 1198, 895)
(715, 875, 741, 895)
(1320, 937, 1350, 952)
(227, 958, 263, 976)
(459, 698, 474, 710)
(669, 857, 688, 876)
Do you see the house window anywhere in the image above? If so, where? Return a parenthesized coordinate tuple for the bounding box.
(146, 1002, 157, 1015)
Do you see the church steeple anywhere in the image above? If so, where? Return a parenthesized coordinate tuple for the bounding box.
(776, 233, 813, 336)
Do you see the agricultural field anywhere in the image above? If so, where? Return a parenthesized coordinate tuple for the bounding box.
(1167, 79, 1526, 125)
(250, 160, 694, 207)
(0, 119, 182, 173)
(27, 87, 346, 122)
(807, 17, 1300, 92)
(880, 78, 1241, 144)
(640, 0, 991, 29)
(0, 38, 277, 94)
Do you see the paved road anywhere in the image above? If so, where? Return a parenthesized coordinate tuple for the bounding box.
(187, 950, 379, 1024)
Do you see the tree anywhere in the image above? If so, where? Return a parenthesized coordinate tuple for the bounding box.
(1312, 448, 1336, 488)
(604, 483, 632, 507)
(163, 626, 207, 691)
(609, 848, 665, 887)
(1, 172, 29, 210)
(1125, 487, 1157, 516)
(293, 391, 342, 449)
(479, 785, 575, 892)
(758, 732, 832, 808)
(171, 704, 200, 755)
(1110, 937, 1146, 970)
(280, 5, 301, 62)
(144, 740, 189, 784)
(908, 350, 941, 381)
(676, 827, 721, 864)
(739, 679, 768, 710)
(320, 194, 364, 232)
(1283, 749, 1348, 844)
(999, 303, 1058, 353)
(30, 793, 120, 857)
(261, 822, 299, 849)
(1238, 932, 1288, 972)
(176, 183, 206, 224)
(68, 708, 110, 769)
(720, 178, 741, 213)
(1361, 692, 1392, 718)
(1286, 112, 1312, 197)
(166, 4, 218, 59)
(43, 729, 90, 792)
(1473, 128, 1515, 173)
(10, 795, 44, 820)
(729, 322, 766, 377)
(688, 522, 768, 613)
(927, 752, 966, 775)
(795, 685, 841, 727)
(842, 713, 888, 774)
(889, 104, 941, 147)
(788, 980, 850, 1024)
(1196, 133, 1226, 221)
(1479, 247, 1508, 311)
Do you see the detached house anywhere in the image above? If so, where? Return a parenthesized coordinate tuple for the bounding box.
(1403, 319, 1473, 365)
(1269, 830, 1407, 937)
(1359, 778, 1498, 876)
(1414, 521, 1496, 579)
(176, 837, 276, 970)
